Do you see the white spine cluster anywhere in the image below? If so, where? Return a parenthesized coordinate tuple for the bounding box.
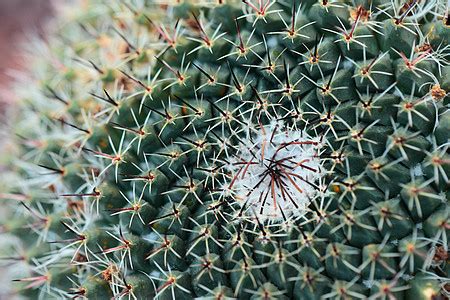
(225, 121, 326, 221)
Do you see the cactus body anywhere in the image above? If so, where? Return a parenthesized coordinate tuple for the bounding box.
(2, 0, 449, 298)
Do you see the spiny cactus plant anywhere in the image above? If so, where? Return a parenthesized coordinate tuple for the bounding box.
(1, 0, 449, 298)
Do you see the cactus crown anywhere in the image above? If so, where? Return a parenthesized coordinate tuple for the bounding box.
(1, 0, 449, 299)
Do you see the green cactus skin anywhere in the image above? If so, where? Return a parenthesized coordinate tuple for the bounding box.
(1, 0, 449, 299)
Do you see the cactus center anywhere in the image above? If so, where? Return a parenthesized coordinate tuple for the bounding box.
(225, 122, 325, 221)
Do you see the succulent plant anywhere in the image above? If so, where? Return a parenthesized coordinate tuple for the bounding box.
(1, 0, 449, 298)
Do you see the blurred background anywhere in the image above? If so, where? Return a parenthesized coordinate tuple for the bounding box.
(0, 1, 53, 298)
(0, 0, 53, 116)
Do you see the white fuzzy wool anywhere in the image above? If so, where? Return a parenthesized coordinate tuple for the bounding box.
(226, 123, 324, 221)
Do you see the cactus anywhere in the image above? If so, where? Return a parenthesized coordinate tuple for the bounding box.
(1, 0, 449, 298)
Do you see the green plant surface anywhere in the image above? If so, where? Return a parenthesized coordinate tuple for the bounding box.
(1, 0, 449, 299)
